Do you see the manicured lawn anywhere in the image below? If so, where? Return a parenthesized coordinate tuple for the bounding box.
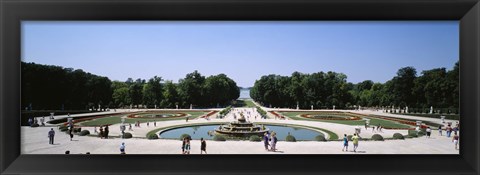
(79, 111, 209, 126)
(234, 99, 257, 108)
(280, 112, 411, 129)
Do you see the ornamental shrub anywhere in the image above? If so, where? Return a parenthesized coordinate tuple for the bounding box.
(180, 134, 191, 140)
(213, 135, 227, 141)
(249, 135, 261, 142)
(417, 130, 425, 136)
(408, 130, 418, 137)
(123, 132, 133, 139)
(79, 130, 90, 136)
(31, 123, 39, 127)
(393, 133, 405, 140)
(147, 133, 159, 140)
(285, 135, 296, 142)
(371, 134, 384, 141)
(73, 128, 82, 133)
(315, 135, 327, 142)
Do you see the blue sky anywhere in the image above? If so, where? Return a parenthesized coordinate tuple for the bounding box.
(22, 21, 459, 87)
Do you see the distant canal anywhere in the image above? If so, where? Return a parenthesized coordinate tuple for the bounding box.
(239, 88, 251, 99)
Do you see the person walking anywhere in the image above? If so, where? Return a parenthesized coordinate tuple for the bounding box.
(426, 127, 432, 138)
(154, 121, 157, 127)
(184, 139, 191, 154)
(120, 142, 126, 154)
(352, 133, 359, 153)
(182, 138, 186, 154)
(438, 125, 443, 136)
(200, 138, 207, 154)
(99, 127, 104, 139)
(452, 133, 459, 150)
(104, 125, 109, 139)
(40, 117, 45, 126)
(270, 132, 278, 152)
(342, 134, 348, 152)
(263, 132, 270, 151)
(68, 126, 74, 141)
(446, 125, 452, 137)
(48, 128, 55, 144)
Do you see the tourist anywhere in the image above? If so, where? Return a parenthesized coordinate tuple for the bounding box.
(186, 118, 189, 122)
(352, 133, 359, 153)
(28, 117, 33, 126)
(438, 125, 443, 136)
(263, 132, 270, 151)
(426, 127, 432, 138)
(185, 139, 191, 154)
(69, 126, 74, 141)
(154, 121, 156, 127)
(40, 117, 45, 126)
(182, 137, 187, 154)
(342, 134, 348, 152)
(147, 122, 149, 127)
(364, 123, 368, 130)
(99, 127, 104, 139)
(379, 125, 383, 132)
(48, 128, 55, 145)
(452, 133, 459, 150)
(270, 132, 278, 152)
(446, 125, 452, 137)
(120, 142, 126, 154)
(104, 125, 109, 139)
(201, 138, 207, 154)
(129, 123, 133, 131)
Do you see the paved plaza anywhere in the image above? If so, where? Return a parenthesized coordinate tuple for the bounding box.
(21, 106, 460, 154)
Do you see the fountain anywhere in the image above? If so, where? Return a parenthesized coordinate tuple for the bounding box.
(215, 113, 269, 138)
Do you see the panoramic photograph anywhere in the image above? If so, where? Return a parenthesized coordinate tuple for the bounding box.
(21, 21, 459, 154)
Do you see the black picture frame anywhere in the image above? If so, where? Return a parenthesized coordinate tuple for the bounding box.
(1, 0, 479, 174)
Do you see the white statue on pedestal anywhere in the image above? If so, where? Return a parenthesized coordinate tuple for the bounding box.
(430, 106, 433, 114)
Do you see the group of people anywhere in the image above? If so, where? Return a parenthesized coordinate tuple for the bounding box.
(364, 123, 383, 132)
(438, 122, 460, 150)
(97, 125, 110, 139)
(263, 132, 278, 152)
(181, 137, 207, 154)
(28, 117, 46, 126)
(342, 133, 360, 152)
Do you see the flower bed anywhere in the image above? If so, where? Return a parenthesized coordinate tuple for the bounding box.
(201, 111, 219, 119)
(300, 113, 362, 120)
(367, 115, 427, 129)
(127, 112, 187, 119)
(269, 111, 285, 119)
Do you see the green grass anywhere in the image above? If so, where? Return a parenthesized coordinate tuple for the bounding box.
(233, 99, 257, 108)
(280, 112, 411, 129)
(78, 111, 209, 126)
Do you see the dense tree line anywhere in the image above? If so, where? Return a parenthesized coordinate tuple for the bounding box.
(251, 61, 459, 110)
(22, 62, 240, 110)
(22, 62, 113, 110)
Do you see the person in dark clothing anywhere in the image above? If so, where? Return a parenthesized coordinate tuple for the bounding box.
(48, 128, 55, 144)
(200, 138, 207, 154)
(263, 132, 270, 151)
(104, 125, 109, 139)
(68, 126, 74, 141)
(182, 138, 186, 154)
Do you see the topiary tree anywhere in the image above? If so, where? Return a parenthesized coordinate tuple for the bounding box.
(73, 128, 82, 133)
(249, 135, 261, 142)
(408, 130, 418, 137)
(79, 130, 90, 136)
(286, 135, 296, 142)
(180, 134, 191, 140)
(315, 135, 327, 142)
(417, 130, 425, 136)
(147, 133, 159, 140)
(393, 133, 405, 140)
(123, 132, 133, 139)
(371, 134, 384, 141)
(213, 135, 227, 141)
